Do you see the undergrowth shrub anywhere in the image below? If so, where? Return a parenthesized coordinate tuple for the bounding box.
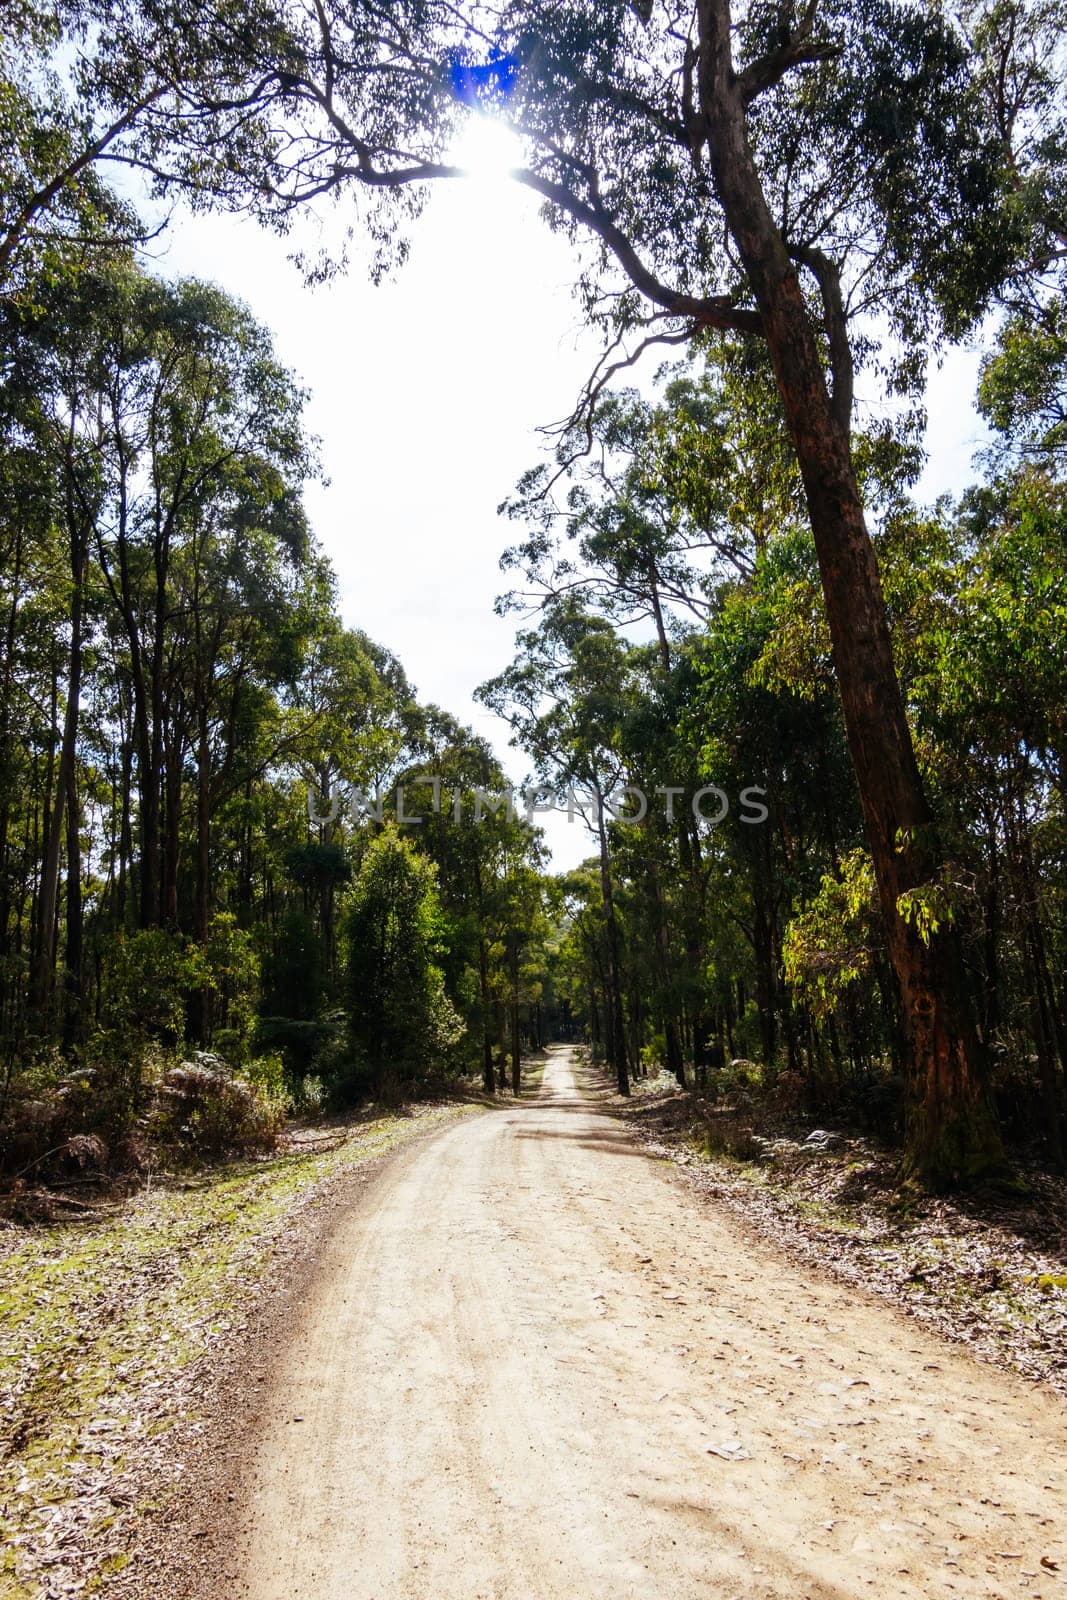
(148, 1052, 285, 1159)
(0, 1041, 286, 1184)
(694, 1107, 765, 1163)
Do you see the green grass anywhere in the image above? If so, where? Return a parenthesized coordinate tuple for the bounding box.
(0, 1099, 480, 1599)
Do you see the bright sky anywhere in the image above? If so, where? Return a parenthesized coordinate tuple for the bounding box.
(150, 118, 991, 872)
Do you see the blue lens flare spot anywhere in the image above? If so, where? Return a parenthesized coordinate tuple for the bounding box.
(449, 49, 519, 106)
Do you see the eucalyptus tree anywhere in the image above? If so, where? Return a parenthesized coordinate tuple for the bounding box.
(0, 244, 323, 1064)
(81, 268, 313, 930)
(479, 598, 642, 1091)
(150, 0, 1061, 1183)
(899, 479, 1067, 1163)
(282, 605, 412, 974)
(501, 379, 730, 655)
(344, 823, 463, 1102)
(12, 0, 1065, 1173)
(391, 705, 548, 1093)
(0, 252, 111, 1031)
(0, 294, 77, 1046)
(553, 862, 614, 1064)
(0, 0, 310, 289)
(0, 14, 143, 291)
(969, 0, 1067, 473)
(488, 857, 549, 1093)
(499, 358, 815, 1083)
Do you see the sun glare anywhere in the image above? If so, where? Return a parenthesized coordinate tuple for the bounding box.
(448, 116, 524, 184)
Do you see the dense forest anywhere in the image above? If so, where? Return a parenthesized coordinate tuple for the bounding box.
(1, 0, 1065, 1195)
(0, 249, 556, 1129)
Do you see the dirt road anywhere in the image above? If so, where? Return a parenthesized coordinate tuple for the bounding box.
(235, 1048, 1064, 1599)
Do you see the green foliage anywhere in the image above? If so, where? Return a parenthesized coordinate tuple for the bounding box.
(201, 914, 260, 1061)
(343, 826, 465, 1101)
(979, 300, 1067, 466)
(101, 931, 201, 1044)
(783, 851, 879, 1021)
(99, 917, 258, 1055)
(896, 877, 956, 949)
(261, 909, 326, 1025)
(240, 1050, 290, 1113)
(2, 0, 1066, 1192)
(148, 1053, 284, 1159)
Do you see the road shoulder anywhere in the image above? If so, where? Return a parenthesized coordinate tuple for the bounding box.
(0, 1099, 482, 1600)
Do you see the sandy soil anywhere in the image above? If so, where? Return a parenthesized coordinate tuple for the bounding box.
(233, 1048, 1065, 1600)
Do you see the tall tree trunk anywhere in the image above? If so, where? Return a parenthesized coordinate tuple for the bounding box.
(752, 891, 777, 1069)
(509, 937, 522, 1097)
(494, 999, 508, 1092)
(146, 535, 171, 928)
(190, 702, 213, 1045)
(700, 1, 1004, 1187)
(629, 985, 643, 1077)
(0, 527, 23, 1026)
(982, 868, 1002, 1042)
(131, 668, 159, 928)
(162, 736, 181, 930)
(117, 735, 133, 928)
(676, 810, 711, 1080)
(62, 763, 82, 1052)
(34, 541, 85, 1028)
(473, 862, 496, 1095)
(238, 777, 254, 923)
(478, 937, 495, 1094)
(647, 846, 685, 1087)
(596, 795, 629, 1095)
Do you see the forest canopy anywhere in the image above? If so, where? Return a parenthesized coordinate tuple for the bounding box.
(0, 0, 1065, 1191)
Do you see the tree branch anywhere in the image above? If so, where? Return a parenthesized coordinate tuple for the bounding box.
(514, 168, 762, 335)
(0, 87, 164, 283)
(736, 2, 840, 105)
(792, 242, 853, 430)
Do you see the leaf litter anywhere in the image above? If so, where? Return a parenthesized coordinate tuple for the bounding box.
(613, 1079, 1067, 1399)
(0, 1100, 478, 1599)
